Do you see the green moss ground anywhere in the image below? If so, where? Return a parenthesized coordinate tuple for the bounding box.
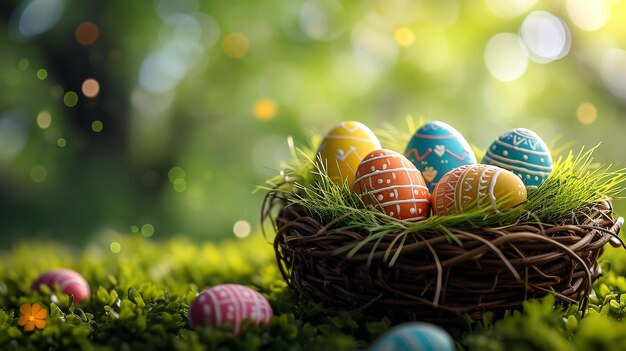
(1, 232, 626, 350)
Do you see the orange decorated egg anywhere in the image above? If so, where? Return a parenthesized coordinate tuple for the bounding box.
(353, 149, 431, 221)
(317, 121, 381, 185)
(432, 164, 527, 216)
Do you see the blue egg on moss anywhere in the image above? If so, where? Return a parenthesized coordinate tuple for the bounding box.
(370, 322, 454, 351)
(404, 121, 477, 191)
(482, 128, 553, 187)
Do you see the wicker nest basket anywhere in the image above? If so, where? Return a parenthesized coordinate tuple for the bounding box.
(264, 191, 624, 323)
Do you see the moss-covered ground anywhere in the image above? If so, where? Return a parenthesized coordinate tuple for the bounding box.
(1, 232, 626, 350)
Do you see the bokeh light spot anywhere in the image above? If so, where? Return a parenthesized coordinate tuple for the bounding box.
(81, 78, 100, 98)
(91, 120, 103, 132)
(0, 116, 27, 160)
(159, 13, 204, 52)
(566, 0, 609, 31)
(577, 102, 598, 125)
(36, 69, 47, 80)
(600, 48, 626, 102)
(63, 91, 79, 107)
(173, 178, 187, 192)
(110, 242, 121, 253)
(222, 32, 249, 59)
(36, 111, 51, 129)
(30, 165, 47, 183)
(141, 224, 155, 237)
(484, 33, 528, 81)
(168, 166, 186, 183)
(299, 0, 345, 41)
(57, 137, 66, 148)
(233, 220, 251, 238)
(520, 11, 571, 64)
(253, 98, 277, 121)
(394, 27, 415, 47)
(18, 59, 29, 71)
(131, 225, 139, 233)
(15, 0, 64, 37)
(138, 49, 188, 94)
(75, 21, 100, 46)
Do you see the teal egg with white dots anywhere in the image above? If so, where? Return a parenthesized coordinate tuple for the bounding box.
(370, 322, 454, 351)
(482, 128, 553, 187)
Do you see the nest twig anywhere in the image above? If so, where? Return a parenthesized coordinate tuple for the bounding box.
(262, 190, 624, 323)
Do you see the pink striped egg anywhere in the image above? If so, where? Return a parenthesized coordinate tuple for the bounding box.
(353, 149, 431, 221)
(32, 269, 90, 303)
(189, 284, 273, 334)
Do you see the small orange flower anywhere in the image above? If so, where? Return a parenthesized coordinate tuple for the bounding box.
(17, 303, 47, 332)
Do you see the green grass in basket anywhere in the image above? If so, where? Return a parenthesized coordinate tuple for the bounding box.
(262, 132, 626, 244)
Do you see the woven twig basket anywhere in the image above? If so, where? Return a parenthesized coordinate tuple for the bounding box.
(264, 191, 624, 323)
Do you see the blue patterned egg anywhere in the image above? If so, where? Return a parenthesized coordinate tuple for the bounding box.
(404, 121, 477, 191)
(370, 322, 454, 351)
(482, 128, 553, 187)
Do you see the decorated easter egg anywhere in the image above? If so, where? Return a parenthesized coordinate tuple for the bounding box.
(317, 121, 381, 185)
(32, 269, 90, 303)
(432, 164, 527, 216)
(353, 149, 431, 221)
(404, 121, 477, 192)
(482, 128, 553, 187)
(370, 322, 454, 351)
(188, 284, 273, 334)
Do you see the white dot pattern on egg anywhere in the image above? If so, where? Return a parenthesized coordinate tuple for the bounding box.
(353, 149, 431, 221)
(482, 128, 553, 187)
(188, 284, 273, 334)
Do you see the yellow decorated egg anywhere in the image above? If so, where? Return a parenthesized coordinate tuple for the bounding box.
(317, 121, 381, 185)
(432, 164, 527, 216)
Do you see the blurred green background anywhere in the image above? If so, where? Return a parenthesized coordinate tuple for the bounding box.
(1, 0, 625, 245)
